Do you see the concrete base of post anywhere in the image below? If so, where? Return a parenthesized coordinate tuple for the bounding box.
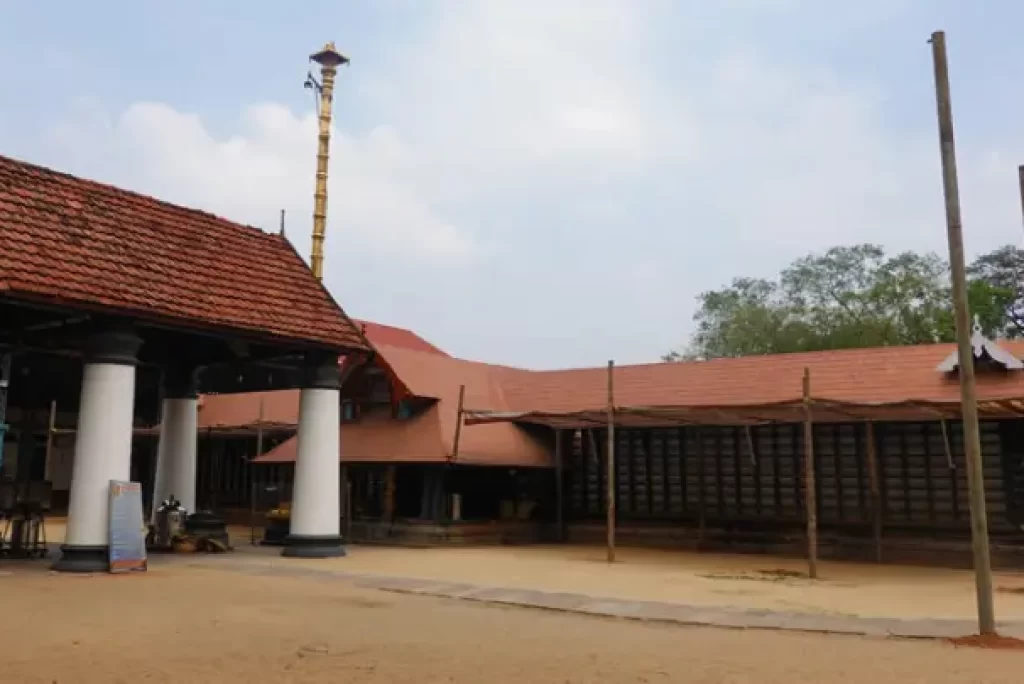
(52, 544, 109, 573)
(281, 534, 346, 558)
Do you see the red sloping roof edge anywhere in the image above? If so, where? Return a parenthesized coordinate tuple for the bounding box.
(0, 153, 370, 352)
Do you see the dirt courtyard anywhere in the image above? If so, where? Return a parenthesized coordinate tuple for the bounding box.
(42, 519, 1024, 622)
(1, 558, 1023, 684)
(288, 542, 1024, 622)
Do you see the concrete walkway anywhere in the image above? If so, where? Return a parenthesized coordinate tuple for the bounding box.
(180, 553, 1024, 640)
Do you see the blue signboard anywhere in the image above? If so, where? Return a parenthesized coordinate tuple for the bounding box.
(108, 480, 148, 573)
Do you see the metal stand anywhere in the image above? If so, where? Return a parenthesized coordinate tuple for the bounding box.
(0, 480, 51, 559)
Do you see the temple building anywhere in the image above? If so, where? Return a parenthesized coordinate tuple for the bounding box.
(0, 154, 370, 568)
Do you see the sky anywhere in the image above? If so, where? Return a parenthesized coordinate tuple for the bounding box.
(2, 1, 1024, 370)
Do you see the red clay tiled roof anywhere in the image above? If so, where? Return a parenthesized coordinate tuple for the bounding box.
(198, 390, 300, 430)
(351, 319, 449, 356)
(0, 154, 369, 352)
(475, 341, 1024, 426)
(255, 344, 551, 468)
(198, 322, 448, 432)
(222, 324, 1024, 465)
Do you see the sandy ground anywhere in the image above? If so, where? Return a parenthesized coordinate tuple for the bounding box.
(252, 540, 1024, 621)
(2, 559, 1024, 684)
(40, 519, 1024, 621)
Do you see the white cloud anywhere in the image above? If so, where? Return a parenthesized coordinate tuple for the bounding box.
(47, 99, 480, 268)
(35, 0, 1024, 368)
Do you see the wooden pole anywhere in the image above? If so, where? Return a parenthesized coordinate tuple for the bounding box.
(43, 399, 56, 482)
(345, 474, 353, 542)
(865, 421, 883, 563)
(606, 360, 616, 563)
(451, 384, 466, 462)
(695, 427, 706, 546)
(554, 428, 565, 542)
(929, 29, 996, 635)
(1017, 165, 1024, 232)
(384, 465, 396, 522)
(802, 368, 818, 579)
(250, 399, 265, 546)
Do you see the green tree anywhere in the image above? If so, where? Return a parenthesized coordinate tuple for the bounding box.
(966, 245, 1024, 337)
(668, 244, 1019, 361)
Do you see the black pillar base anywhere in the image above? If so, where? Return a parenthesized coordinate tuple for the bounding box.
(281, 534, 346, 558)
(52, 545, 108, 573)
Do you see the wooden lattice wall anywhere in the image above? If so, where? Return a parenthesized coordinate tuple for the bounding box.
(567, 420, 1024, 536)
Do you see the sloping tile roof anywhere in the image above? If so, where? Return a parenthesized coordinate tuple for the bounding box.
(255, 344, 551, 468)
(0, 154, 368, 352)
(352, 319, 449, 356)
(221, 323, 1024, 466)
(257, 408, 448, 464)
(495, 341, 1024, 414)
(366, 345, 547, 465)
(198, 390, 300, 430)
(197, 319, 449, 431)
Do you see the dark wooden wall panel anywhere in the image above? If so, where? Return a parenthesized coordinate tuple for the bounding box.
(566, 419, 1022, 539)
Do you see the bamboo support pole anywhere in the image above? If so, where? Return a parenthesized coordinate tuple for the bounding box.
(451, 384, 466, 462)
(250, 398, 265, 546)
(744, 425, 757, 466)
(554, 429, 565, 542)
(930, 29, 995, 635)
(695, 426, 706, 546)
(940, 419, 955, 469)
(606, 360, 616, 563)
(802, 368, 818, 579)
(865, 421, 883, 563)
(384, 466, 396, 522)
(44, 400, 56, 482)
(345, 475, 353, 542)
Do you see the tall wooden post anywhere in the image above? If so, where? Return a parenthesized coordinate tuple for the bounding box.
(451, 384, 466, 462)
(802, 368, 818, 579)
(606, 360, 616, 563)
(865, 421, 883, 562)
(249, 399, 265, 546)
(44, 400, 56, 482)
(384, 465, 396, 522)
(929, 29, 996, 635)
(344, 470, 353, 542)
(1018, 165, 1024, 231)
(554, 428, 565, 542)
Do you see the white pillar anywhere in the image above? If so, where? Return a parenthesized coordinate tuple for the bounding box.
(55, 329, 142, 572)
(283, 354, 343, 558)
(150, 367, 198, 520)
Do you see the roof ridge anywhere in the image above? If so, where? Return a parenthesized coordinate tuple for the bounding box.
(533, 341, 963, 375)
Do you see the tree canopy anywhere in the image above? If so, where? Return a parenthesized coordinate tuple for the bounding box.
(666, 244, 1022, 361)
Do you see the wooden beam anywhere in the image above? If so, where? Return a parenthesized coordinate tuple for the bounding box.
(644, 429, 655, 517)
(588, 429, 601, 518)
(451, 384, 466, 462)
(344, 470, 353, 542)
(865, 421, 883, 563)
(606, 360, 616, 563)
(384, 465, 396, 521)
(43, 399, 56, 482)
(930, 28, 995, 636)
(922, 422, 936, 525)
(941, 419, 960, 522)
(554, 429, 565, 541)
(695, 426, 706, 546)
(802, 367, 818, 579)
